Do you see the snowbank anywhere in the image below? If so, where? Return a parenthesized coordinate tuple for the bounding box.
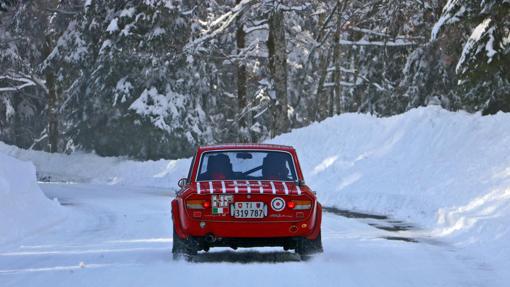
(0, 153, 66, 244)
(0, 142, 191, 189)
(269, 107, 510, 255)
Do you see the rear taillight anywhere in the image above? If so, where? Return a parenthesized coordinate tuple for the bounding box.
(186, 199, 209, 209)
(289, 200, 312, 210)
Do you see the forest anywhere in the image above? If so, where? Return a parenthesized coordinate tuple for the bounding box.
(1, 0, 509, 159)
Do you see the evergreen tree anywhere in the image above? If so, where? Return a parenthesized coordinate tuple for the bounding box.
(432, 0, 510, 113)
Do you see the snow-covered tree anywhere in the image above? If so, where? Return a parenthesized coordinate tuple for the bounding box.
(185, 0, 312, 140)
(431, 0, 510, 113)
(2, 0, 509, 159)
(48, 0, 214, 159)
(0, 0, 59, 150)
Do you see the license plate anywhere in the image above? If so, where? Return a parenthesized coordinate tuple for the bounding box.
(231, 202, 267, 218)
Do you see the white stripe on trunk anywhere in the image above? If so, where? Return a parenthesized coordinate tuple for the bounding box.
(234, 180, 239, 193)
(258, 180, 263, 194)
(209, 181, 214, 194)
(296, 185, 302, 195)
(196, 182, 201, 194)
(283, 182, 289, 195)
(246, 180, 251, 194)
(221, 181, 226, 193)
(270, 181, 276, 194)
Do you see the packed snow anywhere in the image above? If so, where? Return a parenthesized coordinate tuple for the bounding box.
(1, 106, 509, 286)
(0, 153, 65, 244)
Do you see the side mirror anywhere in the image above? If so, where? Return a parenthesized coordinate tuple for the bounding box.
(178, 178, 187, 189)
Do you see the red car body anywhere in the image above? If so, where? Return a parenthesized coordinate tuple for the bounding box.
(171, 144, 322, 257)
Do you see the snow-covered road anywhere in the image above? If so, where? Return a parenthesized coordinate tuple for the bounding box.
(0, 183, 501, 287)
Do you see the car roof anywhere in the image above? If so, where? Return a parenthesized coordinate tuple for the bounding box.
(198, 143, 295, 152)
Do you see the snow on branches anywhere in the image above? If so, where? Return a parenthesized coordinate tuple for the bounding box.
(432, 0, 509, 78)
(0, 74, 36, 92)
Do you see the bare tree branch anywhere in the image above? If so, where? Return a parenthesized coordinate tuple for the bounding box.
(339, 39, 418, 47)
(0, 72, 48, 93)
(184, 0, 257, 53)
(0, 74, 36, 92)
(45, 8, 78, 16)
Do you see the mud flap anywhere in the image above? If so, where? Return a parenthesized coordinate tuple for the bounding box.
(171, 200, 187, 239)
(306, 203, 322, 240)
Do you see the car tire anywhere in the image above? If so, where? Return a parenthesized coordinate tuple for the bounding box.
(172, 228, 197, 260)
(296, 231, 323, 258)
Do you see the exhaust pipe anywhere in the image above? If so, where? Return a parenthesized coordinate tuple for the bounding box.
(205, 234, 216, 243)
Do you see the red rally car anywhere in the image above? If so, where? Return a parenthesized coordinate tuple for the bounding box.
(171, 144, 323, 258)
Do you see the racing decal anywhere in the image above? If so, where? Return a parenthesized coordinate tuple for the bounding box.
(282, 182, 289, 195)
(234, 180, 239, 193)
(270, 181, 276, 194)
(271, 197, 286, 211)
(212, 194, 233, 214)
(246, 180, 251, 193)
(195, 181, 303, 195)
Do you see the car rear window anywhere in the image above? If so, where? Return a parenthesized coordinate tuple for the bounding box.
(196, 151, 297, 181)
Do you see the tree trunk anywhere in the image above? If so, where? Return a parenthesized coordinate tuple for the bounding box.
(12, 93, 22, 146)
(236, 0, 249, 142)
(44, 35, 58, 153)
(332, 0, 343, 115)
(315, 50, 331, 121)
(267, 9, 289, 137)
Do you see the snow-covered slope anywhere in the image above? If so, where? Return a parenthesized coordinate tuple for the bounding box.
(0, 153, 66, 244)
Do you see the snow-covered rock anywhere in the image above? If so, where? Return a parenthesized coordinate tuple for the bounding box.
(0, 153, 66, 244)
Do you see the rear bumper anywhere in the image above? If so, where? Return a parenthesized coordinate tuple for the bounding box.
(172, 199, 322, 240)
(194, 236, 301, 250)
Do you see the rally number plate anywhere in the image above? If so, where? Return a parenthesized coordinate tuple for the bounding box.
(231, 202, 267, 218)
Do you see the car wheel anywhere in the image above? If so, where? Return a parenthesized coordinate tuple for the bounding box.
(296, 231, 323, 258)
(172, 228, 198, 260)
